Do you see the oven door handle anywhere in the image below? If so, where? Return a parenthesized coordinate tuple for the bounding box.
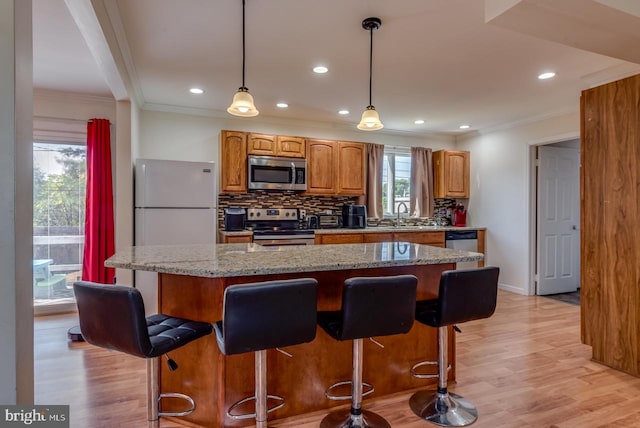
(253, 238, 314, 246)
(291, 162, 296, 185)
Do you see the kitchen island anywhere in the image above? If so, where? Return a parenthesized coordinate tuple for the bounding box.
(106, 242, 483, 427)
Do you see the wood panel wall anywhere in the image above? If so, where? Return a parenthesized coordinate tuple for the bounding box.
(581, 73, 640, 375)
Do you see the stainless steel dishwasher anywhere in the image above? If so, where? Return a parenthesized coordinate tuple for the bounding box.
(445, 230, 478, 269)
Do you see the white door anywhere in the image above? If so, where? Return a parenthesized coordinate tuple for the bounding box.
(536, 145, 580, 295)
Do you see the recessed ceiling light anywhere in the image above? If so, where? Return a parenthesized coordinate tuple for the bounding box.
(538, 72, 556, 80)
(276, 102, 288, 108)
(414, 119, 425, 125)
(313, 66, 329, 74)
(459, 125, 470, 129)
(189, 88, 204, 94)
(338, 110, 350, 115)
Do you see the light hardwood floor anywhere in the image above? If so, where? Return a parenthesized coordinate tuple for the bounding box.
(35, 291, 640, 427)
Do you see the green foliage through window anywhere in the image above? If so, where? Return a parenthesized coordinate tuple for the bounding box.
(33, 145, 86, 227)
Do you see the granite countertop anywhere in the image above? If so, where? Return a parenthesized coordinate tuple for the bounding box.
(219, 230, 253, 236)
(315, 226, 485, 234)
(220, 226, 485, 235)
(105, 242, 483, 278)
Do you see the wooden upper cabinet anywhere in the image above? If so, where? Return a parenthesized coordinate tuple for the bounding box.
(248, 133, 305, 158)
(277, 135, 306, 158)
(306, 139, 337, 194)
(220, 131, 247, 193)
(337, 142, 366, 195)
(247, 133, 277, 156)
(433, 150, 470, 198)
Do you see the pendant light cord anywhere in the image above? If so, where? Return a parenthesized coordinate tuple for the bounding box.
(241, 0, 246, 89)
(368, 25, 373, 107)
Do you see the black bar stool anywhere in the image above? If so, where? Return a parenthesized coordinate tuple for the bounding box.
(318, 275, 418, 428)
(409, 267, 499, 427)
(73, 281, 213, 428)
(214, 278, 318, 428)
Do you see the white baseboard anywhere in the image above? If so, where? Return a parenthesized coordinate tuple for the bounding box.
(498, 282, 528, 295)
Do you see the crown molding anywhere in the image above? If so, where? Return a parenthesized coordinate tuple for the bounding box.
(468, 105, 579, 137)
(580, 62, 640, 88)
(34, 88, 115, 105)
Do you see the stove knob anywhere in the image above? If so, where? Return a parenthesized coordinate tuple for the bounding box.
(285, 212, 290, 217)
(255, 212, 260, 217)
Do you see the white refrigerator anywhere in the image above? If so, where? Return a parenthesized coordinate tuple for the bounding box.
(135, 158, 217, 314)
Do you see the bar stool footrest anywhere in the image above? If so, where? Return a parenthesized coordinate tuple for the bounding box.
(227, 394, 285, 420)
(411, 360, 451, 379)
(325, 380, 374, 401)
(157, 392, 196, 417)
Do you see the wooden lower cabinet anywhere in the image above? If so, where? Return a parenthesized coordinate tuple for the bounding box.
(394, 231, 445, 247)
(477, 229, 485, 267)
(315, 233, 364, 245)
(363, 232, 394, 243)
(315, 231, 445, 247)
(314, 230, 487, 266)
(220, 234, 252, 244)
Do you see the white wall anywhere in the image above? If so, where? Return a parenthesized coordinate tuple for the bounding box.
(457, 112, 580, 294)
(0, 0, 33, 404)
(138, 109, 455, 165)
(34, 89, 115, 124)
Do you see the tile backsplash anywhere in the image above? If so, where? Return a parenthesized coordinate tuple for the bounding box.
(218, 191, 359, 227)
(218, 193, 460, 228)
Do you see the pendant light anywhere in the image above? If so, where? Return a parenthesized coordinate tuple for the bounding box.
(357, 17, 383, 131)
(227, 0, 259, 117)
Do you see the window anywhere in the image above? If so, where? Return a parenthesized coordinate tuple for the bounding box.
(382, 148, 411, 215)
(33, 142, 86, 307)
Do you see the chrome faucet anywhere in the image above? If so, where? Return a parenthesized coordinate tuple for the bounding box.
(396, 202, 409, 226)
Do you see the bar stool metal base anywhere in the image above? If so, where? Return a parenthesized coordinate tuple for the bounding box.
(320, 408, 391, 428)
(147, 358, 196, 428)
(409, 390, 478, 427)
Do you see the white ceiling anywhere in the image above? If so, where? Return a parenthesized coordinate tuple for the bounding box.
(32, 0, 640, 136)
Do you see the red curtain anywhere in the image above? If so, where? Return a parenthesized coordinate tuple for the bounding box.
(82, 118, 115, 284)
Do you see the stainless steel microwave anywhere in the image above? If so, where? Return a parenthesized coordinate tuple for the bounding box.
(248, 155, 307, 191)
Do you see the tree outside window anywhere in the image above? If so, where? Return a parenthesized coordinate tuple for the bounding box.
(382, 149, 411, 215)
(33, 143, 86, 303)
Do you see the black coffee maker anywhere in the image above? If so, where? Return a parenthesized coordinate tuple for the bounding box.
(224, 207, 247, 231)
(342, 204, 367, 229)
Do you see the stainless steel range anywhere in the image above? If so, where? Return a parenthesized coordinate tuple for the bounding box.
(247, 208, 315, 246)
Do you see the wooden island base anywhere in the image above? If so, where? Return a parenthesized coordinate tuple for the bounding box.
(157, 263, 455, 428)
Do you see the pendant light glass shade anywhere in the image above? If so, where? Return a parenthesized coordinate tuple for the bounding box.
(227, 87, 259, 117)
(227, 0, 259, 117)
(358, 17, 383, 131)
(357, 106, 384, 130)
